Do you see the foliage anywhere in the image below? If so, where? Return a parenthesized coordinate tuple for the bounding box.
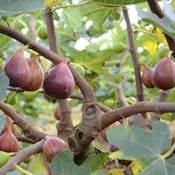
(0, 0, 175, 175)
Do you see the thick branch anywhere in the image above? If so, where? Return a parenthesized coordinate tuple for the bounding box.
(100, 102, 175, 130)
(0, 139, 45, 175)
(0, 102, 46, 141)
(123, 7, 144, 102)
(57, 100, 73, 138)
(147, 0, 175, 55)
(0, 24, 95, 103)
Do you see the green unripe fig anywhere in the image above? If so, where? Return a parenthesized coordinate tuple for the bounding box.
(37, 26, 48, 40)
(104, 99, 115, 108)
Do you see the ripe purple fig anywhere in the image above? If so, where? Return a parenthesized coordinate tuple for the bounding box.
(43, 136, 68, 162)
(152, 56, 175, 91)
(21, 57, 44, 91)
(4, 48, 30, 87)
(43, 61, 75, 99)
(142, 65, 155, 88)
(0, 117, 19, 153)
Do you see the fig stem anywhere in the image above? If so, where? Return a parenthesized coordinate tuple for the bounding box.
(15, 165, 34, 175)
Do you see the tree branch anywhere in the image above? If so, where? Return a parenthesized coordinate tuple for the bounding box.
(0, 139, 45, 175)
(147, 0, 175, 56)
(45, 7, 73, 139)
(0, 24, 95, 103)
(100, 102, 175, 130)
(45, 7, 58, 54)
(122, 7, 144, 102)
(0, 102, 46, 141)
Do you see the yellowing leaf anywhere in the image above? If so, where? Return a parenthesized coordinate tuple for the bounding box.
(131, 160, 144, 175)
(44, 0, 64, 6)
(156, 28, 167, 45)
(108, 168, 125, 175)
(144, 40, 158, 55)
(109, 151, 123, 160)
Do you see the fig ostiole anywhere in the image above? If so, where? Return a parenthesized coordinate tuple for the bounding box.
(4, 48, 30, 87)
(21, 57, 44, 91)
(142, 65, 155, 88)
(43, 136, 68, 162)
(152, 56, 175, 91)
(43, 61, 75, 99)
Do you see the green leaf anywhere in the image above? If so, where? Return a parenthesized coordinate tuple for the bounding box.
(0, 0, 44, 17)
(0, 68, 9, 101)
(136, 7, 175, 39)
(107, 122, 175, 175)
(28, 153, 49, 175)
(141, 156, 175, 175)
(0, 34, 11, 51)
(107, 122, 171, 161)
(92, 0, 146, 5)
(0, 151, 14, 167)
(50, 150, 108, 175)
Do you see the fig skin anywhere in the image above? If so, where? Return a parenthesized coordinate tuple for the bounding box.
(43, 136, 68, 162)
(142, 65, 155, 88)
(152, 56, 175, 91)
(43, 61, 75, 99)
(0, 129, 19, 153)
(21, 57, 44, 91)
(4, 49, 30, 87)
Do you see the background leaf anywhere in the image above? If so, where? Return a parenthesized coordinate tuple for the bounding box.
(50, 150, 108, 175)
(0, 0, 44, 17)
(107, 122, 171, 161)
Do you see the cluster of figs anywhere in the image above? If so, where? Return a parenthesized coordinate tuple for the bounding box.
(0, 116, 67, 163)
(0, 48, 73, 164)
(4, 48, 75, 98)
(142, 56, 175, 91)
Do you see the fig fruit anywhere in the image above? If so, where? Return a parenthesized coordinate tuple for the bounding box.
(4, 48, 30, 87)
(0, 128, 19, 153)
(54, 106, 61, 121)
(37, 26, 48, 40)
(21, 57, 44, 91)
(0, 117, 19, 153)
(43, 61, 75, 99)
(43, 136, 67, 162)
(142, 65, 155, 88)
(152, 56, 175, 90)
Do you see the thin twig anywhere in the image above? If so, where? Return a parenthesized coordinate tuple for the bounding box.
(123, 7, 144, 102)
(0, 102, 46, 141)
(16, 136, 35, 144)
